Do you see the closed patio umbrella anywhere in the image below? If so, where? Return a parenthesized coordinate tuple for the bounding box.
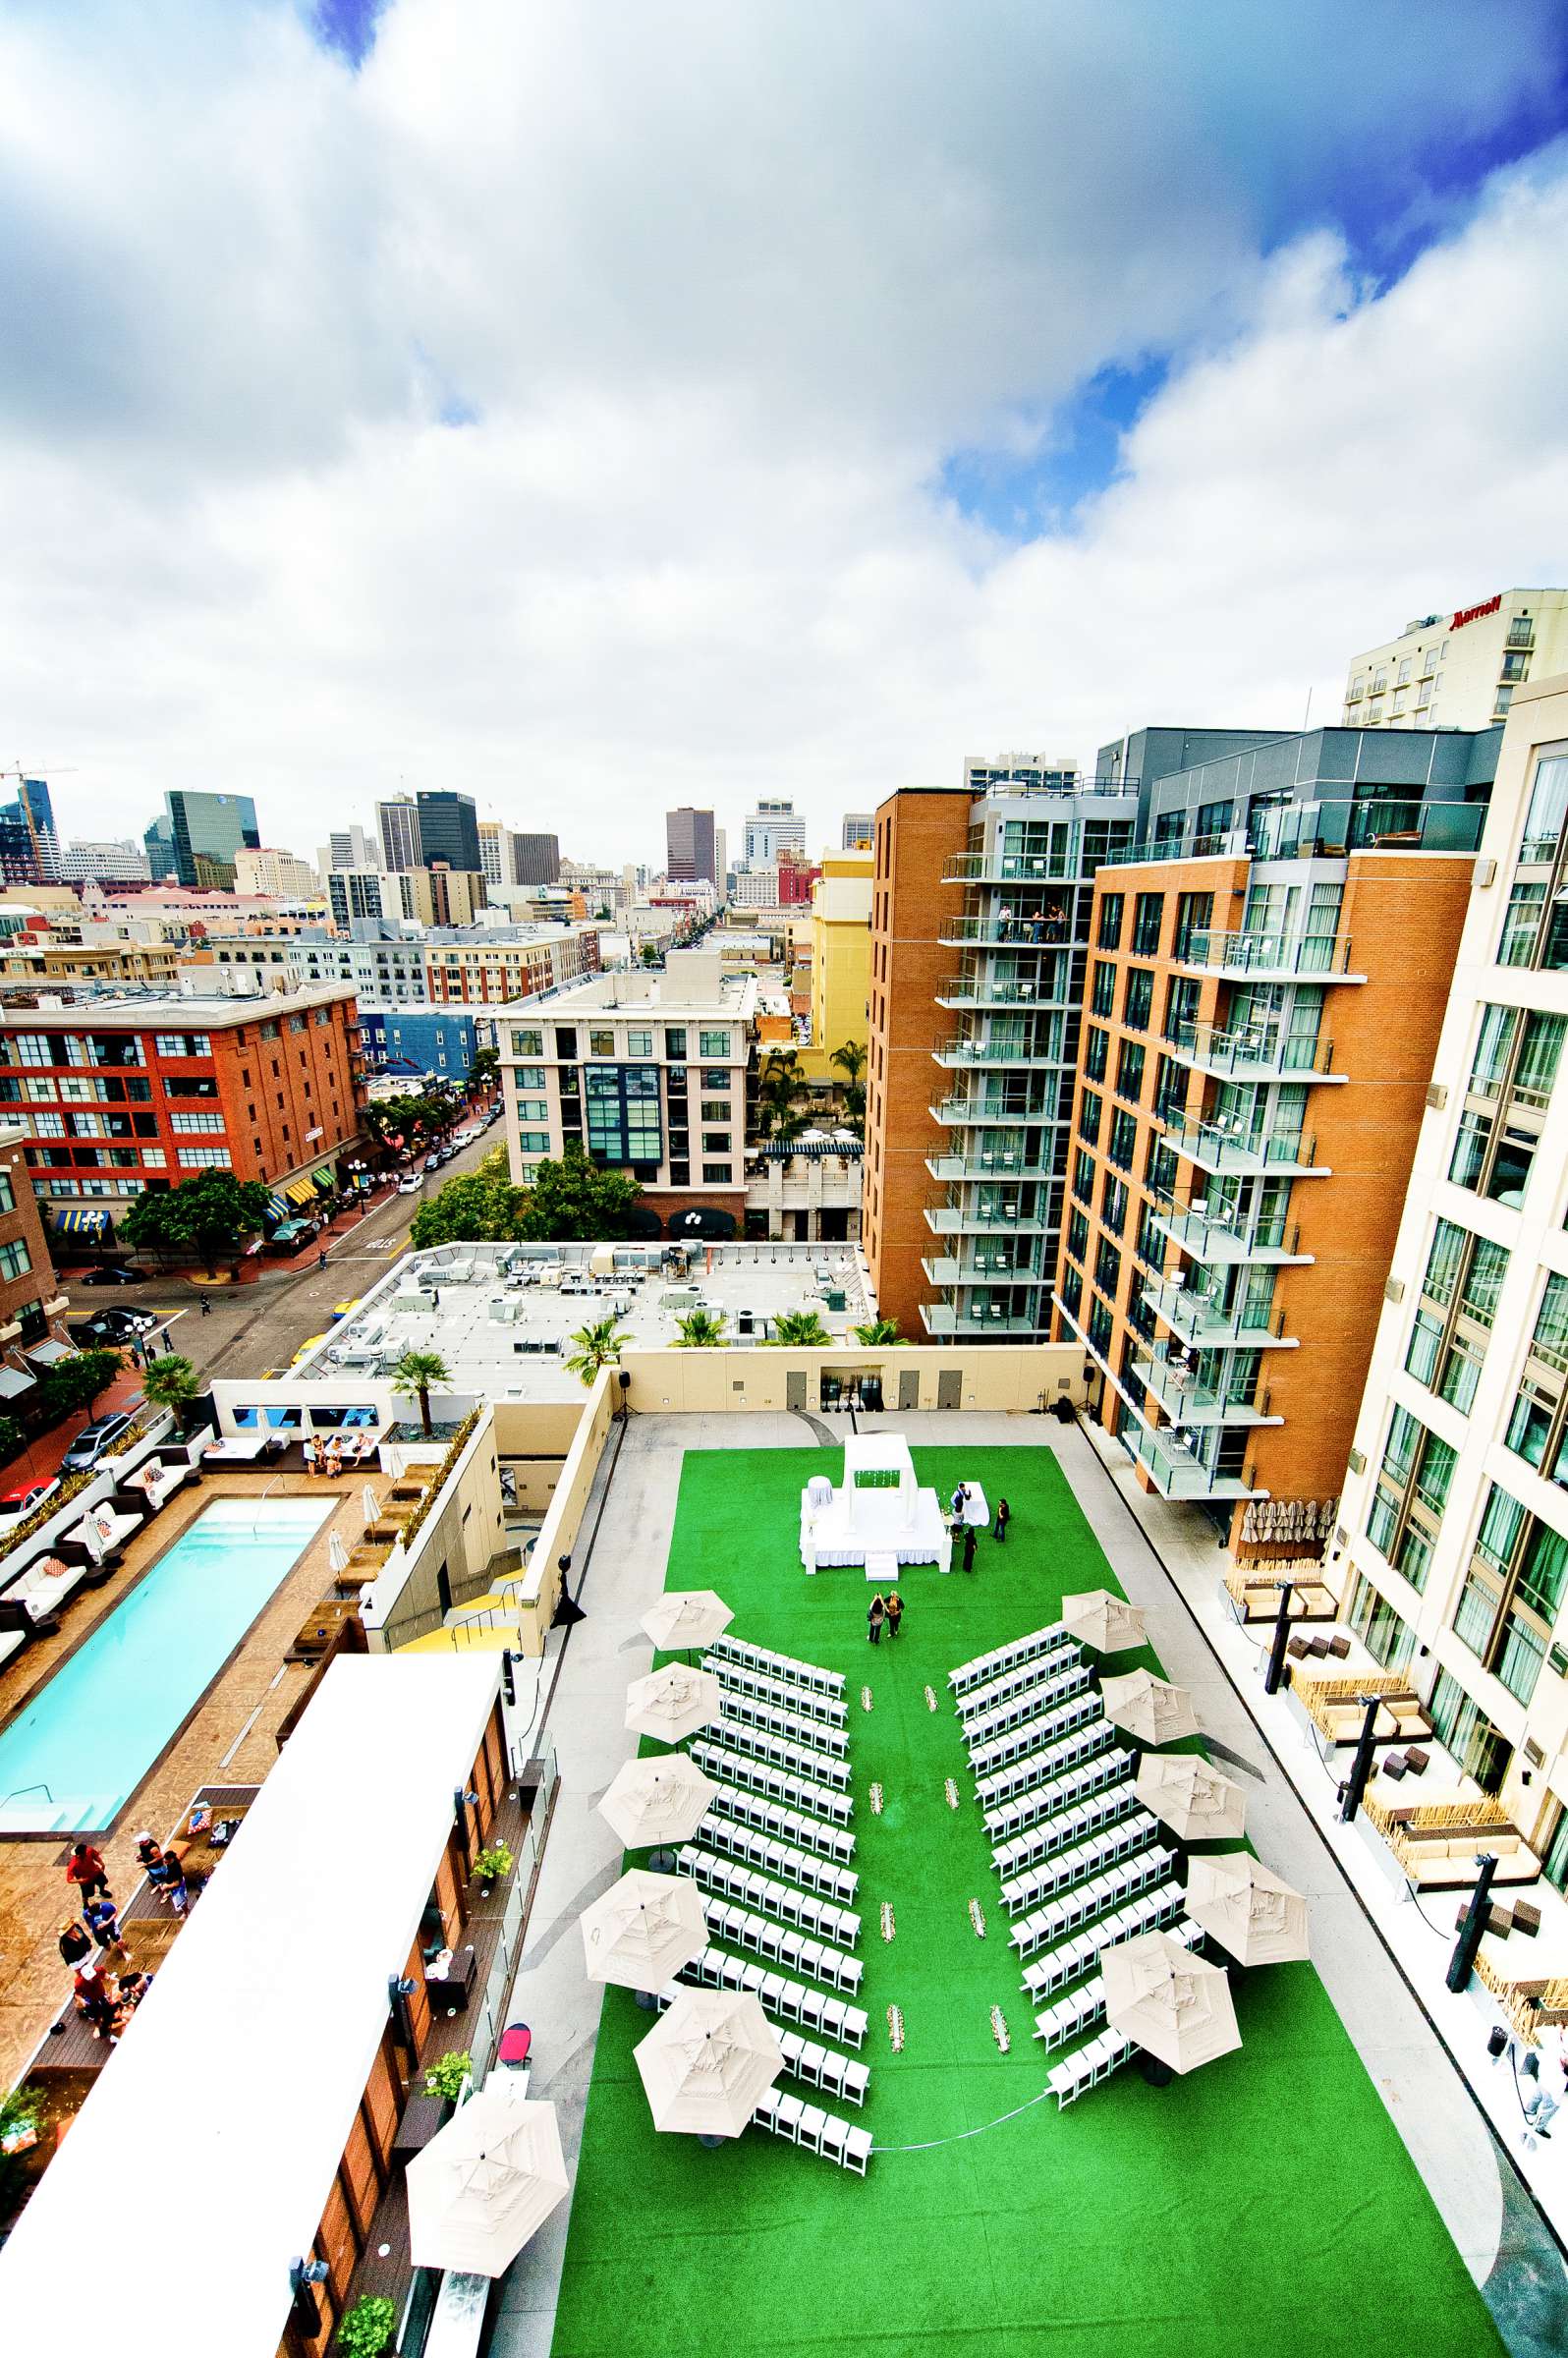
(634, 1989, 784, 2138)
(1187, 1852, 1310, 1967)
(642, 1590, 734, 1654)
(1100, 1669, 1200, 1746)
(599, 1754, 717, 1850)
(1134, 1752, 1247, 1842)
(406, 2091, 569, 2276)
(327, 1529, 350, 1575)
(580, 1868, 707, 1992)
(1101, 1930, 1241, 2075)
(1061, 1589, 1147, 1655)
(625, 1664, 723, 1745)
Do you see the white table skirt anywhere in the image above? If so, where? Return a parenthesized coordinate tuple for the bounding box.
(949, 1485, 989, 1528)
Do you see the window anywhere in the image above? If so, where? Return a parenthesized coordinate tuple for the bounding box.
(155, 1032, 210, 1056)
(1114, 1039, 1145, 1105)
(700, 1030, 729, 1058)
(1084, 1027, 1108, 1084)
(1122, 968, 1153, 1032)
(1345, 1573, 1415, 1676)
(1106, 1108, 1137, 1171)
(1078, 1089, 1101, 1149)
(1503, 1273, 1568, 1487)
(169, 1111, 226, 1134)
(1072, 1149, 1095, 1208)
(1060, 1264, 1083, 1322)
(516, 1131, 551, 1154)
(14, 1035, 53, 1067)
(588, 1029, 616, 1056)
(1066, 1208, 1089, 1265)
(1132, 893, 1164, 955)
(514, 1099, 548, 1123)
(1453, 1486, 1568, 1705)
(700, 1099, 730, 1121)
(1405, 1216, 1506, 1412)
(1091, 961, 1116, 1019)
(0, 1237, 30, 1282)
(664, 1028, 687, 1056)
(585, 1064, 662, 1166)
(510, 1029, 542, 1056)
(702, 1161, 732, 1183)
(1522, 755, 1568, 863)
(0, 1169, 12, 1215)
(1096, 894, 1124, 951)
(1449, 1005, 1565, 1205)
(627, 1030, 653, 1056)
(1365, 1404, 1454, 1592)
(701, 1130, 729, 1152)
(1101, 1176, 1128, 1237)
(178, 1147, 233, 1168)
(701, 1070, 730, 1091)
(513, 1066, 545, 1089)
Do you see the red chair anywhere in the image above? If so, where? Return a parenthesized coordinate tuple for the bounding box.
(497, 2023, 532, 2069)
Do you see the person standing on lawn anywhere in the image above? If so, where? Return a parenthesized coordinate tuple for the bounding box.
(963, 1523, 978, 1574)
(993, 1496, 1011, 1544)
(867, 1593, 886, 1645)
(885, 1591, 904, 1642)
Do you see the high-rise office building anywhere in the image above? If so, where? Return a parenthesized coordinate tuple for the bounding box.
(1331, 676, 1568, 1845)
(143, 814, 178, 881)
(321, 824, 380, 872)
(0, 776, 59, 883)
(714, 827, 728, 891)
(743, 799, 806, 866)
(233, 848, 320, 899)
(477, 820, 506, 890)
(415, 790, 481, 875)
(666, 807, 716, 883)
(327, 870, 388, 926)
(377, 796, 422, 872)
(1343, 590, 1568, 735)
(1052, 719, 1501, 1547)
(60, 839, 151, 883)
(396, 865, 488, 927)
(147, 790, 261, 889)
(511, 832, 561, 888)
(841, 814, 873, 850)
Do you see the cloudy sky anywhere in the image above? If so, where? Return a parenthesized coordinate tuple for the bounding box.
(4, 1, 1568, 867)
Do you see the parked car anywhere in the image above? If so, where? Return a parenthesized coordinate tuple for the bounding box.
(79, 1263, 142, 1287)
(423, 1152, 441, 1172)
(0, 1478, 59, 1530)
(397, 1171, 421, 1194)
(62, 1409, 141, 1473)
(69, 1308, 156, 1348)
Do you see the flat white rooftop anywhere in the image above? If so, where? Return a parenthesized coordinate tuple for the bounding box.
(0, 1653, 501, 2356)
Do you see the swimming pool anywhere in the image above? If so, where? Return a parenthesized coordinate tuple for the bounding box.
(0, 1496, 333, 1834)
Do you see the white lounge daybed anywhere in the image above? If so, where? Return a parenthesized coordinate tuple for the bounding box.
(202, 1433, 274, 1464)
(75, 1505, 142, 1560)
(124, 1459, 195, 1511)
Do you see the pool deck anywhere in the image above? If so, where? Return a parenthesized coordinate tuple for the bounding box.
(0, 1471, 370, 2093)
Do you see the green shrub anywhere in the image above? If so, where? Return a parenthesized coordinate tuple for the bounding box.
(337, 2294, 397, 2356)
(423, 2049, 473, 2105)
(475, 1841, 514, 1882)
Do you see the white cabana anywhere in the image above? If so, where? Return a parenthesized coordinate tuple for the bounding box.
(800, 1433, 952, 1574)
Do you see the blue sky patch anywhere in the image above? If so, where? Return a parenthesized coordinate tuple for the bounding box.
(939, 358, 1169, 540)
(311, 0, 385, 69)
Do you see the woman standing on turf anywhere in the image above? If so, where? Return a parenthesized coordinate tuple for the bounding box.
(993, 1496, 1011, 1544)
(885, 1591, 904, 1642)
(868, 1593, 886, 1645)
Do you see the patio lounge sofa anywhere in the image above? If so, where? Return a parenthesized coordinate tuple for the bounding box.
(120, 1458, 195, 1512)
(1390, 1821, 1541, 1891)
(0, 1552, 93, 1630)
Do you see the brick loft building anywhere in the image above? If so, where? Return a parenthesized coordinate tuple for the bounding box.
(0, 982, 367, 1249)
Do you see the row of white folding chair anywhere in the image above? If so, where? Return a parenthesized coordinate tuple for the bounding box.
(982, 1727, 1121, 1833)
(705, 1654, 847, 1730)
(752, 2086, 871, 2172)
(1033, 1919, 1204, 2052)
(1010, 1844, 1174, 1959)
(949, 1620, 1068, 1696)
(700, 1815, 859, 1905)
(1000, 1808, 1158, 1916)
(702, 1896, 864, 1993)
(720, 1687, 850, 1760)
(705, 1781, 856, 1865)
(711, 1631, 845, 1700)
(651, 1984, 869, 2107)
(1021, 1880, 1184, 1999)
(691, 1740, 852, 1825)
(990, 1767, 1138, 1874)
(968, 1683, 1097, 1777)
(679, 1942, 868, 2049)
(977, 1712, 1113, 1815)
(1046, 2028, 1136, 2109)
(712, 1715, 851, 1793)
(679, 1846, 862, 1949)
(957, 1639, 1086, 1725)
(964, 1663, 1093, 1754)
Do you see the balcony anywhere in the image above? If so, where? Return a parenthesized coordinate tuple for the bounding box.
(922, 1246, 1044, 1288)
(924, 1150, 1052, 1183)
(934, 974, 1066, 1011)
(1147, 1276, 1296, 1350)
(920, 1301, 1044, 1337)
(1150, 1199, 1312, 1267)
(941, 852, 1075, 885)
(1164, 1020, 1343, 1085)
(938, 917, 1072, 948)
(924, 1199, 1051, 1237)
(1159, 1114, 1325, 1178)
(1134, 1431, 1263, 1503)
(932, 1036, 1060, 1069)
(1173, 928, 1365, 982)
(930, 1094, 1056, 1127)
(1135, 1342, 1281, 1429)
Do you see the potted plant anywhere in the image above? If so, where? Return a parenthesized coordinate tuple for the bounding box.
(337, 2293, 397, 2356)
(474, 1839, 514, 1895)
(424, 2049, 473, 2110)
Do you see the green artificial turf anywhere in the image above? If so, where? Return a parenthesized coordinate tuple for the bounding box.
(549, 1445, 1503, 2358)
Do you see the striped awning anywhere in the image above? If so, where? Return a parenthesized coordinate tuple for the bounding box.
(266, 1192, 290, 1222)
(283, 1177, 317, 1207)
(312, 1166, 337, 1195)
(51, 1207, 111, 1236)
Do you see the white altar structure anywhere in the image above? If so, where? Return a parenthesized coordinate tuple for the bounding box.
(799, 1434, 952, 1576)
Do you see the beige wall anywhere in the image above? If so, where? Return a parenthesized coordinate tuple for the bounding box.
(365, 1409, 510, 1651)
(511, 1368, 620, 1653)
(620, 1342, 1084, 1416)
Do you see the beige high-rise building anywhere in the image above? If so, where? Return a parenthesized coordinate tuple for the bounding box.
(1343, 590, 1568, 734)
(232, 847, 321, 900)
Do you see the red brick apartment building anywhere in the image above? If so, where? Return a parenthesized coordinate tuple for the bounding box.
(0, 983, 365, 1243)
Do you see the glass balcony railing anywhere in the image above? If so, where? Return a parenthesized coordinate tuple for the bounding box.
(930, 1093, 1057, 1125)
(932, 1036, 1061, 1068)
(1165, 1019, 1338, 1081)
(1135, 1341, 1275, 1427)
(1099, 798, 1486, 869)
(938, 916, 1074, 947)
(1134, 1431, 1262, 1503)
(1150, 1197, 1307, 1264)
(923, 1247, 1045, 1289)
(921, 1300, 1045, 1337)
(924, 1149, 1051, 1182)
(1174, 928, 1360, 980)
(934, 973, 1068, 1009)
(1159, 1113, 1321, 1174)
(924, 1195, 1051, 1237)
(1147, 1276, 1293, 1349)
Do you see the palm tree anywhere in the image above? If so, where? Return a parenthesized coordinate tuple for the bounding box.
(755, 1048, 809, 1143)
(830, 1039, 868, 1123)
(392, 1348, 452, 1438)
(768, 1311, 832, 1348)
(851, 1318, 903, 1346)
(565, 1318, 632, 1386)
(674, 1308, 729, 1349)
(140, 1352, 202, 1432)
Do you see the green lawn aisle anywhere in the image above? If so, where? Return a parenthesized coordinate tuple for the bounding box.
(549, 1444, 1503, 2358)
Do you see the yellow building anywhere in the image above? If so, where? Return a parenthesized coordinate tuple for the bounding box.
(801, 850, 872, 1081)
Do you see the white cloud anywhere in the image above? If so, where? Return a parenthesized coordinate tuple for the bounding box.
(0, 2, 1564, 856)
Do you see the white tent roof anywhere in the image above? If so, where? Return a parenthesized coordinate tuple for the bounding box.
(0, 1654, 502, 2355)
(844, 1432, 914, 1482)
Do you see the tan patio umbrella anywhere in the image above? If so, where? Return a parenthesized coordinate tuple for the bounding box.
(1062, 1588, 1147, 1655)
(406, 2091, 569, 2276)
(1187, 1852, 1310, 1967)
(1101, 1930, 1242, 2075)
(624, 1664, 723, 1744)
(1100, 1668, 1200, 1746)
(642, 1590, 734, 1654)
(634, 1988, 784, 2138)
(598, 1753, 717, 1850)
(580, 1868, 708, 1991)
(1134, 1752, 1247, 1842)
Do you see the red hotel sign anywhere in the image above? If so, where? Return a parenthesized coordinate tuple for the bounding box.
(1451, 593, 1501, 631)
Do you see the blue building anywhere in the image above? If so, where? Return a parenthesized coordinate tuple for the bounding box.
(359, 1005, 478, 1083)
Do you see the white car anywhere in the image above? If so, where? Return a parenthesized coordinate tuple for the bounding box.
(397, 1171, 421, 1194)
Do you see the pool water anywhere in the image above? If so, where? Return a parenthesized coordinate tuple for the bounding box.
(0, 1497, 333, 1834)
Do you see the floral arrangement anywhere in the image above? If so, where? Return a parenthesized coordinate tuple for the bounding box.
(879, 1900, 895, 1943)
(968, 1897, 986, 1939)
(989, 2005, 1010, 2053)
(886, 2003, 905, 2052)
(868, 1780, 884, 1816)
(944, 1777, 959, 1811)
(860, 1683, 873, 1713)
(923, 1684, 937, 1712)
